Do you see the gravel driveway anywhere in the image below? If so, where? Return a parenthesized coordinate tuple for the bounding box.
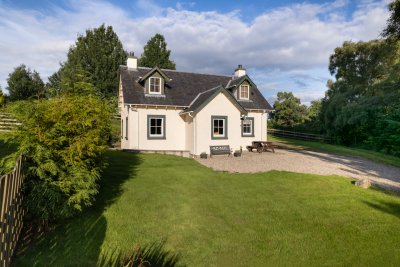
(196, 149, 400, 192)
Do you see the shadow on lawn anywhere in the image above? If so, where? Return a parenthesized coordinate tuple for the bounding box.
(98, 241, 184, 267)
(363, 200, 400, 219)
(13, 150, 143, 266)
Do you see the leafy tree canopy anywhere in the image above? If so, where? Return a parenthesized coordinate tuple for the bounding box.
(49, 24, 127, 98)
(321, 39, 400, 150)
(382, 0, 400, 39)
(6, 64, 44, 101)
(0, 87, 4, 106)
(272, 92, 308, 128)
(328, 40, 393, 87)
(139, 33, 176, 70)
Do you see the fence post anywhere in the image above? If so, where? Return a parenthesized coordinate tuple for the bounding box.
(0, 155, 25, 267)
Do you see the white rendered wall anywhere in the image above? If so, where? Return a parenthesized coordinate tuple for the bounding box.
(120, 105, 130, 149)
(250, 111, 267, 143)
(122, 107, 187, 151)
(119, 98, 267, 154)
(193, 92, 266, 155)
(185, 115, 194, 152)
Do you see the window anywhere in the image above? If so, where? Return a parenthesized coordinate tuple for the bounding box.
(239, 84, 249, 100)
(147, 115, 166, 139)
(125, 117, 128, 140)
(149, 77, 162, 94)
(121, 119, 123, 139)
(211, 116, 228, 139)
(242, 117, 254, 137)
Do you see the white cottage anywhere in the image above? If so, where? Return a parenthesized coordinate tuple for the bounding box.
(118, 55, 273, 156)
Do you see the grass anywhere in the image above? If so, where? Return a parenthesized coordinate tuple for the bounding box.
(14, 151, 400, 266)
(269, 135, 400, 168)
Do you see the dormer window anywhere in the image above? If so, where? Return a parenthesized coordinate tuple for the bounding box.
(149, 77, 162, 94)
(239, 84, 249, 100)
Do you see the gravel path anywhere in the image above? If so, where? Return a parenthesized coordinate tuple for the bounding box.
(196, 149, 400, 192)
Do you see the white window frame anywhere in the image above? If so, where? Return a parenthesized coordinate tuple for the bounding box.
(211, 116, 228, 140)
(148, 115, 166, 139)
(149, 77, 162, 94)
(242, 118, 253, 136)
(239, 84, 249, 100)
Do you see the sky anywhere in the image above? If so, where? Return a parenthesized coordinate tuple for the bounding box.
(0, 0, 391, 105)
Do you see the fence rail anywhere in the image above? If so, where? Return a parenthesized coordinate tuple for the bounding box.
(0, 155, 25, 267)
(0, 113, 20, 132)
(269, 128, 332, 143)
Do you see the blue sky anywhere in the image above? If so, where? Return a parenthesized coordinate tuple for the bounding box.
(2, 0, 359, 19)
(0, 0, 390, 104)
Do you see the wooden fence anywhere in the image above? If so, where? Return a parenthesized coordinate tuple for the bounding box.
(269, 128, 333, 143)
(0, 155, 25, 267)
(0, 113, 20, 132)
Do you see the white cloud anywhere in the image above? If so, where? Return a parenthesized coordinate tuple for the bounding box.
(176, 1, 196, 10)
(0, 0, 389, 103)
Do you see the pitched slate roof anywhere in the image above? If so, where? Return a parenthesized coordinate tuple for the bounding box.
(119, 66, 273, 110)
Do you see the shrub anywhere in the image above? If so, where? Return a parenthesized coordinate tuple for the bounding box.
(7, 95, 111, 221)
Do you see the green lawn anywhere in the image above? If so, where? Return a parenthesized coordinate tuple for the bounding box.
(14, 151, 400, 266)
(269, 135, 400, 168)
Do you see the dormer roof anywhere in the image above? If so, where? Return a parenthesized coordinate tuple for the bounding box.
(138, 66, 171, 83)
(226, 74, 256, 89)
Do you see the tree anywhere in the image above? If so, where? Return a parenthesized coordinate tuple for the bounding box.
(328, 40, 393, 87)
(0, 87, 4, 106)
(61, 24, 127, 97)
(320, 39, 400, 148)
(370, 106, 400, 156)
(382, 0, 400, 39)
(46, 66, 63, 98)
(272, 92, 308, 128)
(139, 33, 176, 70)
(6, 64, 44, 101)
(299, 99, 323, 133)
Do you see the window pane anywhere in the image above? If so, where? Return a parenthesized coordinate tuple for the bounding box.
(149, 117, 164, 137)
(240, 85, 249, 99)
(243, 119, 252, 134)
(150, 78, 161, 93)
(212, 119, 225, 136)
(212, 118, 226, 137)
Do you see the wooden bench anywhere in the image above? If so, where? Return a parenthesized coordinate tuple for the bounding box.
(246, 141, 275, 153)
(210, 145, 232, 157)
